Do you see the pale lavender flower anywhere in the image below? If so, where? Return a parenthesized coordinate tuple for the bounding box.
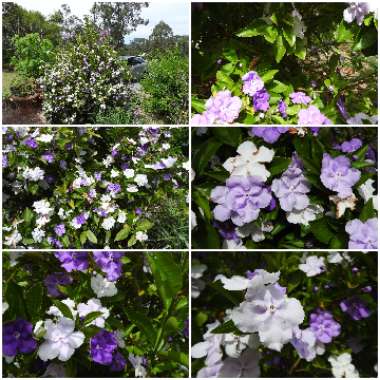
(205, 90, 242, 124)
(340, 297, 371, 320)
(278, 100, 287, 118)
(298, 105, 331, 125)
(249, 127, 288, 144)
(54, 224, 66, 237)
(242, 71, 264, 96)
(309, 309, 341, 344)
(290, 91, 311, 105)
(340, 138, 362, 153)
(344, 2, 373, 25)
(253, 88, 270, 112)
(345, 218, 378, 249)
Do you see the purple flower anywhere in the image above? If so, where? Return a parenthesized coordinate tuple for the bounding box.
(310, 127, 320, 135)
(320, 153, 360, 198)
(337, 96, 349, 121)
(362, 286, 372, 293)
(107, 183, 121, 194)
(309, 309, 341, 344)
(110, 351, 126, 372)
(54, 224, 66, 237)
(343, 2, 372, 25)
(90, 330, 117, 365)
(290, 91, 311, 105)
(278, 100, 287, 118)
(2, 154, 8, 168)
(44, 272, 73, 297)
(73, 213, 88, 227)
(163, 173, 172, 181)
(111, 148, 119, 157)
(210, 176, 272, 227)
(272, 157, 310, 212)
(213, 221, 239, 240)
(59, 160, 67, 170)
(191, 112, 214, 126)
(249, 127, 289, 144)
(298, 105, 331, 125)
(340, 297, 371, 320)
(55, 251, 89, 272)
(183, 319, 189, 338)
(135, 208, 143, 215)
(242, 71, 264, 96)
(345, 218, 378, 249)
(24, 137, 38, 149)
(340, 138, 362, 153)
(41, 152, 54, 163)
(253, 88, 270, 112)
(3, 319, 37, 357)
(94, 172, 102, 181)
(205, 90, 242, 124)
(93, 251, 124, 281)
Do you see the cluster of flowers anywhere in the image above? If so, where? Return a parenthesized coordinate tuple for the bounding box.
(3, 126, 188, 249)
(38, 24, 127, 124)
(192, 252, 374, 378)
(3, 251, 147, 377)
(192, 128, 377, 249)
(191, 69, 378, 125)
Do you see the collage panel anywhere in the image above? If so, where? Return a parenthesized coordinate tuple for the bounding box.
(191, 127, 378, 250)
(191, 251, 378, 378)
(2, 126, 189, 249)
(2, 1, 189, 125)
(2, 250, 189, 378)
(191, 2, 378, 126)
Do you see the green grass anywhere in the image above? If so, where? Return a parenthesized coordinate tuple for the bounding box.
(2, 71, 18, 99)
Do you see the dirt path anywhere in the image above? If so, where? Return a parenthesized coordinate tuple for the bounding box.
(2, 99, 46, 124)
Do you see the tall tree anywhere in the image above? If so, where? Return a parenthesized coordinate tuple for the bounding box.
(48, 4, 82, 42)
(90, 2, 149, 50)
(149, 21, 174, 52)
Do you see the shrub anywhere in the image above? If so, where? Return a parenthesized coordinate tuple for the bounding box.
(9, 76, 36, 97)
(10, 33, 55, 79)
(141, 50, 189, 124)
(39, 23, 127, 124)
(95, 106, 135, 124)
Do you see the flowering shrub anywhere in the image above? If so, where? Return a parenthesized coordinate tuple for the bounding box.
(3, 127, 188, 249)
(39, 23, 127, 124)
(191, 251, 377, 377)
(191, 127, 378, 249)
(3, 251, 189, 377)
(191, 3, 378, 125)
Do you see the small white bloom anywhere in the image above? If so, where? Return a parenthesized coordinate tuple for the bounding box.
(192, 263, 207, 298)
(299, 255, 325, 277)
(32, 228, 45, 243)
(117, 211, 127, 223)
(102, 216, 115, 231)
(33, 199, 53, 215)
(327, 252, 343, 264)
(23, 167, 45, 182)
(3, 302, 9, 314)
(328, 353, 359, 377)
(77, 298, 110, 328)
(123, 168, 135, 178)
(134, 174, 148, 187)
(36, 134, 54, 143)
(4, 230, 22, 247)
(127, 185, 139, 193)
(102, 155, 114, 167)
(329, 194, 357, 218)
(191, 210, 197, 230)
(47, 298, 77, 319)
(129, 353, 147, 378)
(358, 179, 378, 211)
(110, 169, 119, 178)
(286, 204, 323, 225)
(136, 231, 148, 241)
(91, 273, 118, 298)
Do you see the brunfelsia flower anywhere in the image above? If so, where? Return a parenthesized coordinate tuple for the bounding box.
(242, 71, 264, 96)
(205, 90, 242, 124)
(110, 351, 126, 372)
(343, 2, 373, 25)
(340, 297, 371, 320)
(90, 329, 117, 365)
(211, 176, 272, 227)
(249, 127, 289, 144)
(278, 99, 287, 118)
(3, 319, 37, 357)
(44, 272, 73, 298)
(320, 153, 361, 198)
(299, 255, 325, 277)
(93, 251, 124, 281)
(339, 138, 362, 153)
(346, 218, 378, 249)
(91, 273, 118, 298)
(298, 105, 331, 125)
(253, 88, 270, 112)
(290, 91, 311, 105)
(291, 327, 325, 362)
(309, 309, 341, 344)
(54, 224, 66, 237)
(328, 353, 359, 377)
(55, 251, 89, 272)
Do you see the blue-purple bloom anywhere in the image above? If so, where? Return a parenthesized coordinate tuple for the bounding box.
(110, 351, 127, 372)
(337, 96, 349, 120)
(290, 91, 311, 105)
(24, 137, 38, 149)
(54, 224, 66, 237)
(55, 251, 89, 272)
(242, 71, 264, 96)
(90, 330, 117, 365)
(340, 138, 362, 153)
(309, 309, 341, 344)
(44, 272, 73, 297)
(3, 319, 37, 357)
(340, 297, 371, 320)
(249, 127, 288, 144)
(107, 183, 121, 194)
(298, 105, 331, 125)
(41, 152, 54, 163)
(278, 100, 287, 118)
(93, 251, 124, 281)
(2, 154, 8, 168)
(253, 88, 270, 112)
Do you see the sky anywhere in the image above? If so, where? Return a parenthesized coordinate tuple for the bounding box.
(14, 0, 189, 42)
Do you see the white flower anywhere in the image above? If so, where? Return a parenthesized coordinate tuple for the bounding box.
(23, 167, 45, 182)
(33, 199, 53, 215)
(77, 298, 110, 328)
(223, 141, 274, 182)
(223, 333, 259, 358)
(101, 216, 115, 231)
(3, 302, 9, 314)
(237, 222, 272, 242)
(192, 263, 207, 298)
(47, 298, 77, 319)
(329, 194, 357, 218)
(36, 215, 51, 227)
(36, 134, 54, 143)
(358, 179, 378, 211)
(219, 348, 261, 377)
(291, 8, 306, 38)
(299, 255, 325, 277)
(134, 174, 148, 187)
(328, 353, 359, 377)
(91, 273, 118, 298)
(136, 231, 148, 241)
(286, 204, 323, 225)
(222, 238, 247, 249)
(191, 210, 197, 230)
(128, 354, 147, 378)
(231, 271, 304, 351)
(102, 155, 114, 167)
(32, 228, 45, 243)
(215, 275, 251, 291)
(162, 143, 170, 150)
(291, 327, 325, 362)
(38, 317, 84, 362)
(343, 3, 373, 25)
(127, 185, 139, 192)
(346, 112, 378, 124)
(123, 168, 135, 178)
(327, 252, 343, 264)
(110, 169, 119, 178)
(4, 230, 22, 247)
(117, 211, 126, 223)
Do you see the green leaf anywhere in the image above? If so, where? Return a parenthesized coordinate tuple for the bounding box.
(269, 157, 291, 176)
(204, 222, 221, 248)
(193, 137, 222, 175)
(136, 219, 154, 231)
(115, 226, 131, 241)
(211, 127, 242, 147)
(260, 69, 279, 83)
(310, 218, 334, 245)
(335, 20, 354, 42)
(158, 351, 189, 367)
(192, 189, 212, 221)
(282, 26, 296, 47)
(128, 234, 137, 247)
(146, 252, 182, 310)
(52, 300, 74, 319)
(25, 283, 43, 320)
(80, 231, 87, 245)
(192, 97, 206, 113)
(124, 306, 156, 346)
(86, 230, 98, 244)
(294, 39, 306, 60)
(360, 199, 376, 221)
(353, 29, 377, 51)
(268, 80, 289, 93)
(355, 144, 368, 161)
(83, 311, 104, 326)
(211, 320, 240, 334)
(22, 207, 34, 223)
(274, 35, 286, 63)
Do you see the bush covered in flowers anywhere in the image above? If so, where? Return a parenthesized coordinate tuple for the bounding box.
(191, 127, 377, 249)
(191, 3, 378, 125)
(2, 251, 189, 377)
(39, 23, 127, 124)
(191, 251, 377, 378)
(3, 126, 188, 249)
